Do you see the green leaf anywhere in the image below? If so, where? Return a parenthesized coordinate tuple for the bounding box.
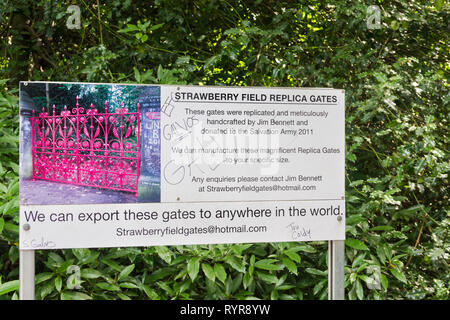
(101, 259, 122, 272)
(225, 256, 246, 273)
(118, 24, 140, 33)
(149, 23, 165, 31)
(254, 259, 283, 271)
(231, 273, 243, 293)
(281, 256, 297, 275)
(201, 263, 215, 282)
(157, 281, 173, 295)
(96, 282, 121, 291)
(187, 257, 200, 281)
(120, 282, 140, 289)
(370, 226, 394, 231)
(4, 222, 18, 233)
(376, 246, 387, 264)
(283, 250, 301, 263)
(271, 289, 278, 300)
(55, 276, 62, 292)
(35, 272, 53, 285)
(80, 269, 103, 279)
(176, 56, 190, 65)
(359, 275, 378, 287)
(214, 263, 227, 284)
(72, 248, 91, 261)
(348, 282, 357, 300)
(305, 268, 327, 276)
(140, 34, 148, 42)
(148, 267, 176, 282)
(40, 281, 54, 299)
(176, 279, 191, 294)
(380, 273, 388, 290)
(345, 238, 369, 251)
(390, 268, 407, 284)
(134, 67, 141, 83)
(256, 271, 278, 284)
(0, 280, 19, 295)
(155, 246, 172, 264)
(250, 255, 256, 265)
(292, 244, 316, 253)
(60, 291, 93, 300)
(157, 65, 164, 81)
(231, 244, 253, 255)
(352, 253, 366, 268)
(8, 246, 18, 264)
(142, 284, 160, 299)
(117, 293, 131, 300)
(346, 214, 365, 225)
(313, 279, 327, 296)
(48, 252, 64, 264)
(118, 264, 135, 281)
(356, 279, 364, 300)
(56, 260, 75, 274)
(203, 55, 219, 69)
(243, 272, 252, 289)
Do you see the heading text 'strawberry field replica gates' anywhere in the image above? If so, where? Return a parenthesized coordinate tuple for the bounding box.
(30, 97, 141, 195)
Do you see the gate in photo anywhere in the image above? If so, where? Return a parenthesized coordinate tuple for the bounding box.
(30, 97, 141, 195)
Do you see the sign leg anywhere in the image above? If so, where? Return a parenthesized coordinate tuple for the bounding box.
(328, 240, 345, 300)
(19, 249, 35, 300)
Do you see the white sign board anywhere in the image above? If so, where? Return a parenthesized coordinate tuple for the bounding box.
(19, 83, 345, 249)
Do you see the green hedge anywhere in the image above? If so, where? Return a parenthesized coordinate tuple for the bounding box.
(0, 0, 448, 300)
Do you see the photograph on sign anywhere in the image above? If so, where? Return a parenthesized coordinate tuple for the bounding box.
(19, 82, 345, 250)
(19, 82, 161, 205)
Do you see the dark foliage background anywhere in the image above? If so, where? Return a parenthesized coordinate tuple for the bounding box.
(0, 0, 448, 300)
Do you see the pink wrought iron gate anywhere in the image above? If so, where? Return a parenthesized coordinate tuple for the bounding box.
(31, 97, 141, 195)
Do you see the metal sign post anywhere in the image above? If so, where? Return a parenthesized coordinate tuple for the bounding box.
(328, 240, 345, 300)
(19, 249, 35, 300)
